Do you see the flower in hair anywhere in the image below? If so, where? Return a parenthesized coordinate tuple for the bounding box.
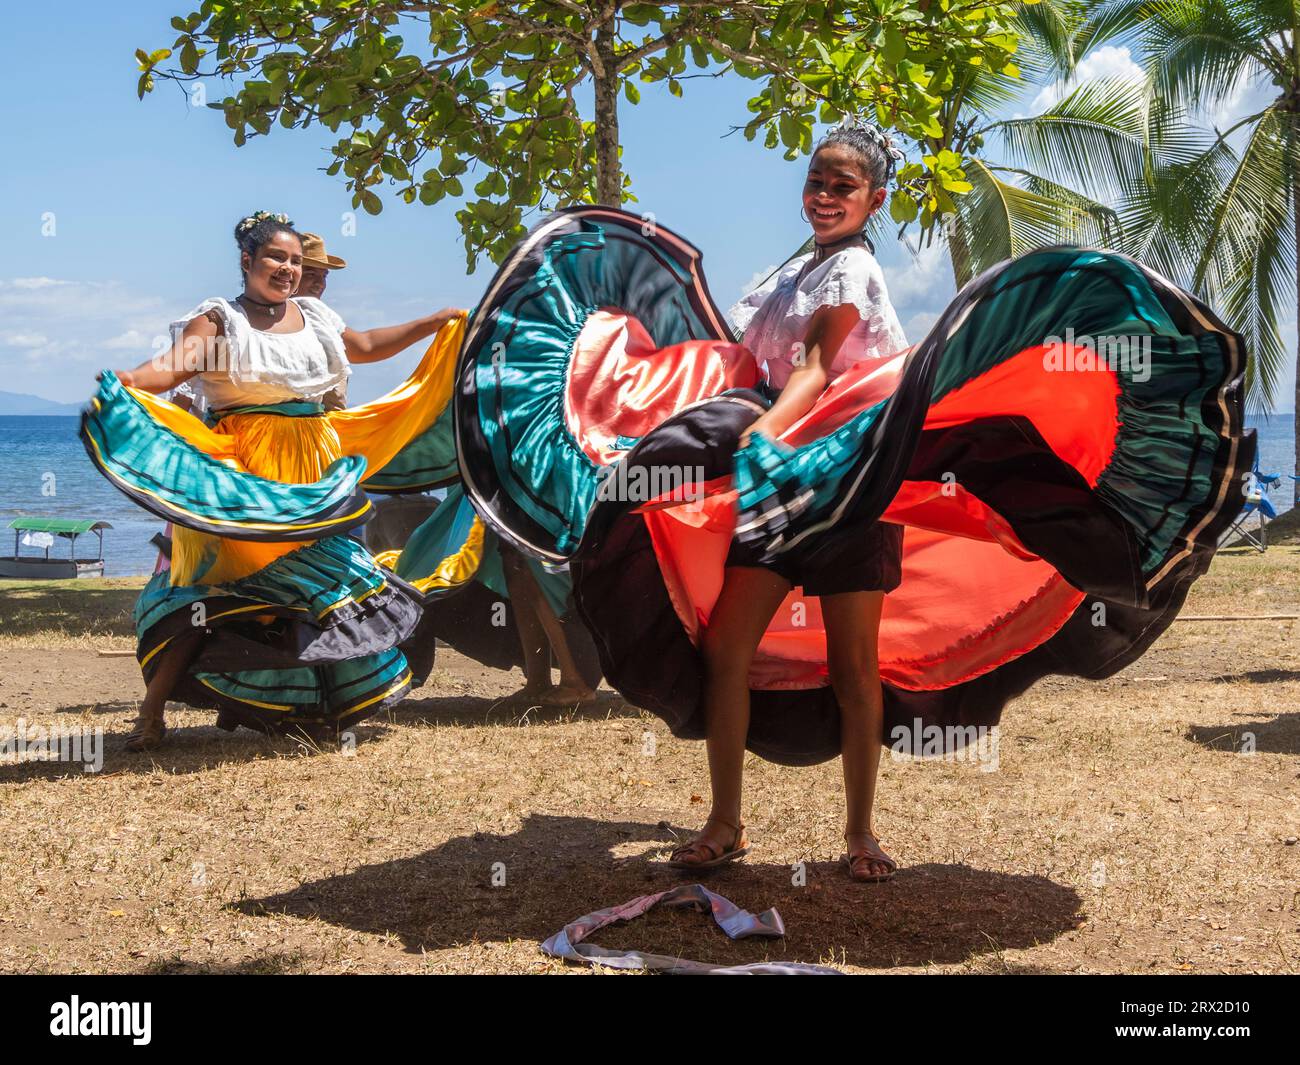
(236, 210, 294, 235)
(837, 114, 905, 164)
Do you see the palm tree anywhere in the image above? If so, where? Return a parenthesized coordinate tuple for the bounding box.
(1081, 0, 1298, 499)
(776, 3, 1194, 290)
(917, 1, 1217, 292)
(926, 0, 1120, 286)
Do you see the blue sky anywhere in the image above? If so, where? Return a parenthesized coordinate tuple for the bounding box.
(0, 2, 1293, 411)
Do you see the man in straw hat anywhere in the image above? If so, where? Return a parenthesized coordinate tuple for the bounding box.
(295, 232, 350, 409)
(297, 231, 348, 299)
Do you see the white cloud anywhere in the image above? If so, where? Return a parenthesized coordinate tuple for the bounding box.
(885, 240, 949, 308)
(104, 329, 152, 350)
(1, 332, 49, 348)
(0, 278, 175, 401)
(1029, 45, 1145, 114)
(904, 311, 940, 341)
(740, 264, 779, 297)
(6, 277, 73, 291)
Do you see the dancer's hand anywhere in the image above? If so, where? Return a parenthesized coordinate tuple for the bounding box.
(740, 413, 775, 449)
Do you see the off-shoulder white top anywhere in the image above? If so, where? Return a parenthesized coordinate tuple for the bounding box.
(727, 244, 907, 390)
(169, 296, 351, 411)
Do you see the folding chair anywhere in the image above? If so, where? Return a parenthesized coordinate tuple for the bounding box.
(1219, 465, 1280, 551)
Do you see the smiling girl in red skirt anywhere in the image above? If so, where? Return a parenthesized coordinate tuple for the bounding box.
(667, 120, 910, 881)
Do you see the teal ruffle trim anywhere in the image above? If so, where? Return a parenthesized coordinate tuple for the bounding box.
(470, 221, 725, 555)
(135, 534, 393, 637)
(733, 248, 1236, 574)
(81, 371, 371, 541)
(135, 536, 418, 729)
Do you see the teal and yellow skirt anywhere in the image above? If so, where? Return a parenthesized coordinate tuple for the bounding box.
(82, 316, 468, 735)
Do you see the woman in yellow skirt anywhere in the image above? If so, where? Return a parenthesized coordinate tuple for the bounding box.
(86, 211, 465, 750)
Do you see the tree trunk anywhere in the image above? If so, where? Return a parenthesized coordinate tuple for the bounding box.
(592, 20, 621, 207)
(1295, 175, 1300, 503)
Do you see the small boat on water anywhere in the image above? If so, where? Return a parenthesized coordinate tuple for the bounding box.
(0, 517, 113, 579)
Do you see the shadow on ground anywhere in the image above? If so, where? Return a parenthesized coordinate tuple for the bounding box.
(380, 690, 639, 729)
(235, 812, 1084, 970)
(1186, 712, 1300, 755)
(0, 719, 362, 782)
(1, 691, 642, 783)
(1209, 669, 1300, 685)
(0, 581, 142, 639)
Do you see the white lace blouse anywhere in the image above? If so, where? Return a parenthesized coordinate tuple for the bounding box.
(170, 296, 351, 411)
(727, 244, 907, 390)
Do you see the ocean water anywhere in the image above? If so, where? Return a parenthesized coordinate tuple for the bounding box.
(0, 413, 1296, 578)
(0, 416, 166, 576)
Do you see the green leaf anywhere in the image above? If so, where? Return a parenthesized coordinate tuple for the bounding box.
(882, 26, 906, 67)
(890, 193, 919, 223)
(778, 112, 798, 149)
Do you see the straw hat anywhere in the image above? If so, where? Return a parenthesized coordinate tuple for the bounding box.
(300, 232, 347, 270)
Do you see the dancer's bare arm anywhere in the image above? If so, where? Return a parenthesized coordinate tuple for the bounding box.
(740, 303, 861, 446)
(104, 313, 218, 393)
(342, 309, 463, 364)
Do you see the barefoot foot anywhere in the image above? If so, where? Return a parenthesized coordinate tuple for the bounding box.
(536, 683, 597, 708)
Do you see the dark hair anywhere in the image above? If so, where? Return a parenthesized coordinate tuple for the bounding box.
(811, 123, 901, 190)
(234, 211, 301, 282)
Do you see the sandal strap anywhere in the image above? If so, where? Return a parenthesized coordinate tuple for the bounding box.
(708, 815, 747, 843)
(671, 837, 724, 862)
(671, 816, 746, 861)
(844, 833, 896, 871)
(847, 851, 895, 871)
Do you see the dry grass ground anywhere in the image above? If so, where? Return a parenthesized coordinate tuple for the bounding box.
(0, 548, 1297, 975)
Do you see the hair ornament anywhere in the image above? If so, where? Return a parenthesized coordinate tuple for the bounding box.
(236, 210, 294, 236)
(837, 114, 905, 165)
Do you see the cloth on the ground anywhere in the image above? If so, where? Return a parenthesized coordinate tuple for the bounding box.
(540, 883, 841, 974)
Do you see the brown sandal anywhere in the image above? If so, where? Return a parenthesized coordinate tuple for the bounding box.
(841, 831, 897, 882)
(665, 816, 749, 871)
(124, 708, 166, 752)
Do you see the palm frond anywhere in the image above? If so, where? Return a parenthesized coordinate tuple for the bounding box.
(1012, 0, 1089, 82)
(1110, 133, 1238, 282)
(1018, 169, 1123, 246)
(1086, 0, 1280, 107)
(1193, 108, 1296, 410)
(950, 157, 1114, 283)
(996, 76, 1152, 203)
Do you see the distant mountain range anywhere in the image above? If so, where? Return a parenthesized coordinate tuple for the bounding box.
(0, 390, 80, 415)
